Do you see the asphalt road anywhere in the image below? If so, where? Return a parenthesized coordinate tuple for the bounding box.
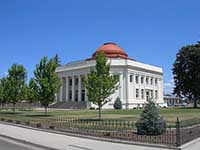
(0, 136, 45, 150)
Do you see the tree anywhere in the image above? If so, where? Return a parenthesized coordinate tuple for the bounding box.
(136, 100, 166, 135)
(53, 54, 61, 66)
(32, 56, 61, 115)
(173, 42, 200, 108)
(84, 52, 119, 120)
(24, 78, 38, 110)
(4, 64, 27, 112)
(0, 77, 8, 108)
(113, 97, 122, 109)
(0, 79, 4, 108)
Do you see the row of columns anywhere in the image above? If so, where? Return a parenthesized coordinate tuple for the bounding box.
(58, 75, 87, 102)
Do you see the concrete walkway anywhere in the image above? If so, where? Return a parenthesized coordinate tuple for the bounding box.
(0, 123, 176, 150)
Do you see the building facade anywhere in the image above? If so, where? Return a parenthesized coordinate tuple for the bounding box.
(55, 43, 164, 109)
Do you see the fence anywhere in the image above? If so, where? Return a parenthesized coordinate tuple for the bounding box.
(45, 116, 177, 147)
(1, 116, 200, 147)
(179, 118, 200, 145)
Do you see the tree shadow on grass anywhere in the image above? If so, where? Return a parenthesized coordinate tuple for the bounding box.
(0, 111, 23, 115)
(25, 114, 53, 118)
(176, 107, 200, 109)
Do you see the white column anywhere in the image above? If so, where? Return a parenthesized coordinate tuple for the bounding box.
(59, 78, 63, 102)
(159, 78, 164, 103)
(84, 75, 88, 102)
(133, 74, 136, 99)
(65, 77, 69, 102)
(72, 76, 75, 102)
(119, 74, 123, 101)
(144, 76, 146, 101)
(126, 71, 129, 109)
(138, 75, 140, 100)
(78, 75, 82, 102)
(153, 78, 155, 100)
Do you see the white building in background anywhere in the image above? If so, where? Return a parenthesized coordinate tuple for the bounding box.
(55, 42, 164, 109)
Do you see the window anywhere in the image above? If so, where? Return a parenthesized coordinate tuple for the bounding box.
(75, 90, 78, 101)
(141, 76, 144, 84)
(151, 90, 153, 98)
(69, 91, 72, 100)
(155, 78, 158, 85)
(130, 75, 133, 82)
(141, 89, 144, 99)
(69, 79, 72, 86)
(81, 90, 85, 101)
(150, 78, 153, 85)
(135, 75, 139, 84)
(146, 77, 149, 85)
(155, 90, 158, 99)
(136, 89, 139, 98)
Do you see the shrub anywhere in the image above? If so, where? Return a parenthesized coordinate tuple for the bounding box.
(136, 100, 166, 135)
(114, 97, 122, 109)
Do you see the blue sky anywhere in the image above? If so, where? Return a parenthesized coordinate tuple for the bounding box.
(0, 0, 200, 94)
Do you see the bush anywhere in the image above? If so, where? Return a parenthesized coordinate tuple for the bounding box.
(114, 97, 122, 109)
(136, 100, 166, 135)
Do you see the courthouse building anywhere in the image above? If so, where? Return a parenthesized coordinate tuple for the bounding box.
(55, 43, 164, 109)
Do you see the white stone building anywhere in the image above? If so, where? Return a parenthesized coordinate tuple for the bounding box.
(55, 43, 164, 109)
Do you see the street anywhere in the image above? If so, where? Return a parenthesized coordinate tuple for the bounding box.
(0, 136, 45, 150)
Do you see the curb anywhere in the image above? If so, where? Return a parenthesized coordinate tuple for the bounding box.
(0, 121, 179, 150)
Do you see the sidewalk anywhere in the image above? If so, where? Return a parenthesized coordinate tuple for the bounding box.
(0, 123, 176, 150)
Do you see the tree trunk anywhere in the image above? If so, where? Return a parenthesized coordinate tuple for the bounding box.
(45, 106, 48, 116)
(98, 105, 101, 121)
(194, 99, 198, 108)
(13, 103, 16, 113)
(29, 102, 31, 111)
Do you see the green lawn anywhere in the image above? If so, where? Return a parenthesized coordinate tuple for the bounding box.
(0, 107, 200, 126)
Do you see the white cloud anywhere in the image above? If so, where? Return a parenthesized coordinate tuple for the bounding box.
(164, 79, 174, 95)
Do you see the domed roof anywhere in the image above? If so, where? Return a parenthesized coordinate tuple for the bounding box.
(91, 42, 129, 59)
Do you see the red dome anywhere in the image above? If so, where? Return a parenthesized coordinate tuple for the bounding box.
(91, 42, 129, 59)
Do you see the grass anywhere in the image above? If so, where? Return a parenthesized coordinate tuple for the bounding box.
(0, 107, 200, 126)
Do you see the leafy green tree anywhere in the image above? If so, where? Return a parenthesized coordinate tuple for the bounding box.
(0, 79, 4, 108)
(113, 97, 122, 109)
(24, 78, 38, 109)
(32, 56, 61, 115)
(136, 100, 166, 135)
(84, 52, 119, 120)
(0, 77, 8, 107)
(4, 64, 27, 112)
(173, 42, 200, 108)
(53, 54, 61, 66)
